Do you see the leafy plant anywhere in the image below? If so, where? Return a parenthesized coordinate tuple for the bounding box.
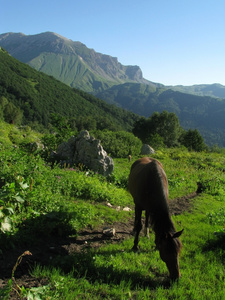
(0, 202, 14, 233)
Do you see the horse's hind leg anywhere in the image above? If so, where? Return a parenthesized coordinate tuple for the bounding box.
(144, 210, 150, 239)
(132, 205, 142, 251)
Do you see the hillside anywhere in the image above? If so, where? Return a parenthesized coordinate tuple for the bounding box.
(96, 83, 225, 147)
(0, 48, 138, 131)
(0, 32, 156, 93)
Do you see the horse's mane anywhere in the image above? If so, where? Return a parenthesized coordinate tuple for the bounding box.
(147, 160, 176, 236)
(149, 161, 183, 252)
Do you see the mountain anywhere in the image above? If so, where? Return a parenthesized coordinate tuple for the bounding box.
(1, 32, 225, 99)
(96, 83, 225, 147)
(0, 32, 158, 93)
(1, 32, 225, 147)
(169, 83, 225, 99)
(0, 47, 138, 131)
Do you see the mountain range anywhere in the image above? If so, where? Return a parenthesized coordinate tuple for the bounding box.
(0, 32, 225, 147)
(0, 32, 155, 93)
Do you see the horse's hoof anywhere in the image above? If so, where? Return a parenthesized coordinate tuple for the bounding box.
(132, 246, 138, 252)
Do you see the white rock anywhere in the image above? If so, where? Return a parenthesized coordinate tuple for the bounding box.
(123, 207, 132, 211)
(103, 227, 116, 237)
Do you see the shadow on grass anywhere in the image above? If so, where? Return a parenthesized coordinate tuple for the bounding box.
(0, 211, 76, 278)
(47, 248, 171, 290)
(0, 211, 172, 290)
(202, 233, 225, 265)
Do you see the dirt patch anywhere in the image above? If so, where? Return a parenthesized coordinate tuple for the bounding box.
(0, 192, 197, 299)
(169, 191, 197, 215)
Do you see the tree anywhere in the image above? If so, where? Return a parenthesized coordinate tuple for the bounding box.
(49, 113, 74, 145)
(132, 111, 182, 147)
(132, 117, 150, 142)
(179, 129, 207, 151)
(3, 101, 23, 125)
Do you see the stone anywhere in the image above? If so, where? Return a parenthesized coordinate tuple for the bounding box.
(55, 130, 114, 176)
(123, 207, 132, 212)
(103, 227, 116, 237)
(141, 144, 155, 155)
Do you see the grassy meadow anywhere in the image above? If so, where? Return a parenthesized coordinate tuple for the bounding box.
(0, 126, 225, 299)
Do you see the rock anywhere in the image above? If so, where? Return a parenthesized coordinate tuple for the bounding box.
(56, 130, 114, 176)
(141, 144, 155, 155)
(103, 227, 116, 237)
(123, 207, 132, 212)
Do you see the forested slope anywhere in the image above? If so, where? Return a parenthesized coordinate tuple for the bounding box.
(0, 48, 139, 131)
(96, 83, 225, 146)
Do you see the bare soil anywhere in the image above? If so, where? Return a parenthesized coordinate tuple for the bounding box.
(0, 192, 198, 299)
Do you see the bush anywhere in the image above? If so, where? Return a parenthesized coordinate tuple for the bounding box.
(91, 130, 142, 158)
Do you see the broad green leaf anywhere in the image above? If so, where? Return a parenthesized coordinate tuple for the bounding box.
(19, 182, 29, 189)
(6, 207, 14, 214)
(1, 216, 12, 232)
(14, 195, 25, 203)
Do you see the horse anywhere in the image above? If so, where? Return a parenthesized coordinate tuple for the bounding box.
(128, 157, 183, 280)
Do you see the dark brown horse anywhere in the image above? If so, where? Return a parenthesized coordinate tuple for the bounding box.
(128, 157, 183, 280)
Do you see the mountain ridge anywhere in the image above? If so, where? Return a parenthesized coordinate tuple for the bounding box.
(0, 32, 156, 93)
(1, 32, 224, 98)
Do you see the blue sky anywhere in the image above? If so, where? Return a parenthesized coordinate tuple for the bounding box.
(1, 0, 225, 86)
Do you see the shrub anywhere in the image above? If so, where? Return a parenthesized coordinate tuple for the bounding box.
(91, 130, 142, 158)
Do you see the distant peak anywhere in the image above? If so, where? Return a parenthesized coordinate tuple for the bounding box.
(37, 31, 71, 42)
(52, 32, 71, 41)
(41, 32, 70, 41)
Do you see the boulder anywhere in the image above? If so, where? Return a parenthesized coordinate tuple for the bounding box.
(56, 130, 114, 176)
(141, 144, 155, 155)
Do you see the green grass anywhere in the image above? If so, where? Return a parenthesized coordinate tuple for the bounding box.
(28, 193, 225, 299)
(0, 132, 225, 299)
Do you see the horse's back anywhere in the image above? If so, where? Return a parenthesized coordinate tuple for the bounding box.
(128, 157, 168, 210)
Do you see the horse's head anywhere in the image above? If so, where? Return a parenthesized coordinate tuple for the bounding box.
(155, 229, 183, 280)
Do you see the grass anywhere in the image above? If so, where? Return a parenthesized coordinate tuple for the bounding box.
(28, 193, 224, 299)
(0, 132, 225, 299)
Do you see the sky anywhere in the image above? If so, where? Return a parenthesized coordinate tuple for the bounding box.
(1, 0, 225, 86)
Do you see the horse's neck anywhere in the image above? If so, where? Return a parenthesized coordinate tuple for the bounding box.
(152, 212, 176, 236)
